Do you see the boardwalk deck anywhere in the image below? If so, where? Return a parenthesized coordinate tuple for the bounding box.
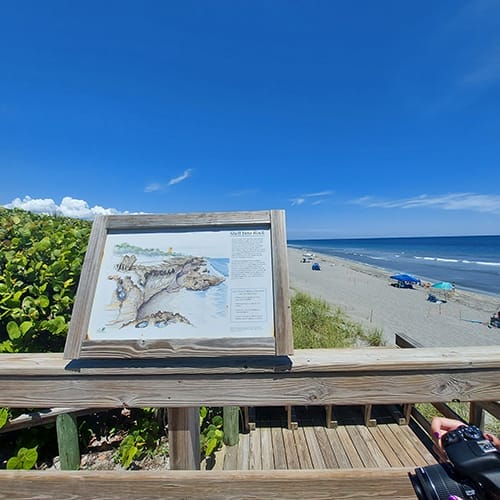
(210, 406, 437, 472)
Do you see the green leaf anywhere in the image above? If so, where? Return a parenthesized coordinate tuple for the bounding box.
(33, 236, 51, 252)
(20, 321, 33, 335)
(36, 295, 50, 308)
(6, 321, 21, 340)
(0, 408, 10, 429)
(123, 445, 138, 469)
(205, 437, 218, 457)
(212, 415, 223, 427)
(6, 447, 38, 470)
(0, 340, 14, 353)
(44, 316, 67, 334)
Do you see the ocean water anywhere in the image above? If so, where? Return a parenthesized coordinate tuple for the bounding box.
(288, 235, 500, 297)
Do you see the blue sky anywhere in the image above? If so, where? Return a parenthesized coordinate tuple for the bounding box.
(1, 1, 499, 239)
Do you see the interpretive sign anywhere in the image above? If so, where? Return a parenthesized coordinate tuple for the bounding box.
(64, 210, 292, 359)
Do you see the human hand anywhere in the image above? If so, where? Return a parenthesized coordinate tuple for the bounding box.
(484, 431, 500, 449)
(430, 416, 466, 461)
(431, 416, 465, 445)
(431, 416, 500, 458)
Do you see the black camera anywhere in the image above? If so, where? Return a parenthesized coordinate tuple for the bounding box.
(411, 425, 500, 499)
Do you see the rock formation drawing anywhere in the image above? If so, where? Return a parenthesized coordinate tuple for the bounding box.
(107, 253, 225, 329)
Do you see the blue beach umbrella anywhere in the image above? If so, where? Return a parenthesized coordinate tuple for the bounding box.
(390, 273, 421, 284)
(431, 281, 454, 299)
(431, 281, 454, 291)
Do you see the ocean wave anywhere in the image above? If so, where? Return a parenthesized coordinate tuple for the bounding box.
(414, 255, 500, 267)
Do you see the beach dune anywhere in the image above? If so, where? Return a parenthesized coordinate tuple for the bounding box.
(288, 248, 500, 348)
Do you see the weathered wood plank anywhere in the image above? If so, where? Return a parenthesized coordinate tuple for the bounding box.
(294, 427, 313, 469)
(167, 407, 200, 470)
(77, 338, 277, 358)
(345, 425, 376, 467)
(368, 426, 404, 467)
(1, 371, 498, 408)
(223, 443, 238, 470)
(396, 425, 436, 466)
(303, 426, 326, 468)
(382, 425, 416, 467)
(260, 427, 274, 470)
(271, 427, 287, 469)
(270, 209, 293, 355)
(282, 428, 301, 469)
(354, 425, 390, 468)
(469, 401, 485, 428)
(5, 346, 500, 375)
(0, 408, 105, 434)
(236, 432, 250, 470)
(105, 211, 275, 229)
(325, 428, 354, 468)
(0, 469, 420, 499)
(248, 428, 262, 470)
(336, 426, 364, 468)
(64, 215, 107, 359)
(313, 426, 339, 468)
(386, 424, 431, 467)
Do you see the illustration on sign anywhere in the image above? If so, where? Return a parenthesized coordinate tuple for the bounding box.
(87, 228, 274, 340)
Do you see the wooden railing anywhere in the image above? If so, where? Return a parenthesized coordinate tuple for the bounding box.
(1, 345, 500, 499)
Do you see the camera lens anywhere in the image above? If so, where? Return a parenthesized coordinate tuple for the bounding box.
(412, 464, 475, 500)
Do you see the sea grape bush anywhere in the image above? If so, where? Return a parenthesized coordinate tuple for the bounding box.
(200, 406, 224, 458)
(0, 208, 91, 468)
(0, 208, 91, 353)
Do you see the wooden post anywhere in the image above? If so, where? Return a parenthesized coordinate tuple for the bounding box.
(168, 407, 200, 470)
(56, 413, 80, 470)
(223, 406, 239, 446)
(469, 402, 485, 429)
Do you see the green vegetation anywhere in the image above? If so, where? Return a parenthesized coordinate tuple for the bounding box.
(200, 407, 224, 459)
(292, 291, 385, 348)
(114, 408, 163, 469)
(0, 207, 91, 353)
(6, 446, 38, 470)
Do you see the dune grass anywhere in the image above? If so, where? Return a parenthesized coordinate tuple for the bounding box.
(291, 290, 384, 349)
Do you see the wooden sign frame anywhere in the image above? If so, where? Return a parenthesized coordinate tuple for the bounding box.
(64, 210, 293, 359)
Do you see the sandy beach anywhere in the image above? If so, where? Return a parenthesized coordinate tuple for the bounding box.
(288, 248, 500, 347)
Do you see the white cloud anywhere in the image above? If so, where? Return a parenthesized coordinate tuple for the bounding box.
(4, 196, 122, 219)
(290, 190, 333, 207)
(144, 182, 162, 193)
(353, 193, 500, 214)
(168, 168, 192, 186)
(145, 169, 193, 192)
(302, 190, 333, 198)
